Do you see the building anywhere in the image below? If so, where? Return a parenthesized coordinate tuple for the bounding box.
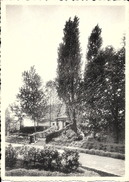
(50, 115, 69, 130)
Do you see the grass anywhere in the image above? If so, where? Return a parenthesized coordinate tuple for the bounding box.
(5, 135, 30, 144)
(6, 168, 100, 176)
(5, 158, 100, 176)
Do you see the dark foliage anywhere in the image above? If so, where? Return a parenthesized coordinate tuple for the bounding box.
(46, 129, 63, 143)
(83, 25, 125, 143)
(5, 144, 18, 167)
(81, 141, 125, 154)
(56, 16, 82, 133)
(14, 145, 80, 173)
(21, 126, 48, 134)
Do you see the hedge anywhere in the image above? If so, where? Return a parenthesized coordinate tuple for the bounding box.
(80, 141, 125, 154)
(46, 129, 64, 143)
(20, 126, 49, 134)
(47, 144, 125, 160)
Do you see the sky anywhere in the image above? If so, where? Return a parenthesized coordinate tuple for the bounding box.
(3, 5, 126, 108)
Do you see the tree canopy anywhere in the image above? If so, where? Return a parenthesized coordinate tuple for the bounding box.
(17, 66, 46, 131)
(83, 37, 125, 142)
(56, 16, 82, 132)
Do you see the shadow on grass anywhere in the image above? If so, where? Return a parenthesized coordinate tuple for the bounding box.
(81, 166, 119, 177)
(6, 159, 101, 176)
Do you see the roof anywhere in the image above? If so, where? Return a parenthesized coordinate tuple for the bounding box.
(55, 115, 68, 121)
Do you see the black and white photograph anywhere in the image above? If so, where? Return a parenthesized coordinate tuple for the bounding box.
(1, 0, 128, 180)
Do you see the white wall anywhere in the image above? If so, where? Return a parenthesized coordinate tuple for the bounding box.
(23, 118, 34, 127)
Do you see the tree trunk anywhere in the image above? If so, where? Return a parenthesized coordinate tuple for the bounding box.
(34, 119, 36, 141)
(114, 102, 119, 143)
(114, 120, 119, 143)
(20, 120, 23, 130)
(72, 108, 77, 133)
(34, 120, 36, 132)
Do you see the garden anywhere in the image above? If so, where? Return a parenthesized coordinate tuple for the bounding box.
(5, 144, 100, 176)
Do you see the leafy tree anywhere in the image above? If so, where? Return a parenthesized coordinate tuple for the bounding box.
(86, 24, 102, 62)
(103, 46, 125, 143)
(45, 80, 63, 121)
(5, 108, 15, 135)
(17, 66, 46, 132)
(10, 102, 24, 130)
(56, 16, 82, 133)
(83, 24, 125, 143)
(82, 25, 103, 136)
(83, 45, 125, 143)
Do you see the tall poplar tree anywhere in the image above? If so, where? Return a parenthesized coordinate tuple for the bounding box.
(83, 29, 125, 143)
(86, 24, 102, 62)
(83, 25, 105, 137)
(56, 16, 81, 133)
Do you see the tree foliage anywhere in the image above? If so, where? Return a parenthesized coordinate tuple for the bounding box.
(86, 24, 102, 62)
(10, 102, 24, 130)
(17, 66, 46, 131)
(45, 80, 64, 120)
(56, 16, 82, 132)
(84, 41, 125, 143)
(5, 108, 15, 134)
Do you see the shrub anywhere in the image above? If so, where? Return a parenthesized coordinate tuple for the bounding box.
(110, 152, 125, 160)
(76, 134, 83, 141)
(81, 141, 125, 154)
(87, 142, 94, 150)
(19, 146, 80, 173)
(5, 144, 18, 167)
(36, 146, 61, 171)
(19, 146, 31, 165)
(46, 130, 62, 143)
(61, 149, 79, 173)
(98, 150, 106, 156)
(102, 151, 111, 157)
(84, 149, 90, 154)
(88, 149, 95, 155)
(94, 150, 101, 155)
(21, 126, 48, 134)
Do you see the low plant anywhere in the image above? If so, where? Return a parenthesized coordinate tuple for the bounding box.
(38, 148, 60, 170)
(110, 152, 125, 160)
(5, 144, 18, 167)
(61, 149, 79, 173)
(88, 149, 95, 155)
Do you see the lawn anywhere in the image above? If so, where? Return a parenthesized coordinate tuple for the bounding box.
(5, 135, 30, 144)
(5, 159, 100, 176)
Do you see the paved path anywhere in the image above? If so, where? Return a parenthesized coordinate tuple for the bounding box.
(6, 142, 125, 177)
(79, 152, 125, 176)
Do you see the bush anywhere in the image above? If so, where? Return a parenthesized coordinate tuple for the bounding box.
(21, 126, 48, 134)
(110, 152, 125, 160)
(94, 150, 101, 155)
(61, 149, 79, 173)
(38, 147, 60, 170)
(81, 141, 125, 154)
(88, 149, 95, 155)
(46, 130, 63, 143)
(19, 146, 31, 165)
(19, 146, 80, 173)
(5, 144, 18, 167)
